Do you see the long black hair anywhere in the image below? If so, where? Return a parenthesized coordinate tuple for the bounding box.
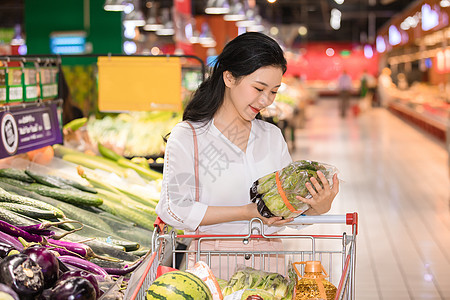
(183, 32, 287, 123)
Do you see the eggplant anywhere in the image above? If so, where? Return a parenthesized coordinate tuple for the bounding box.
(0, 254, 44, 299)
(0, 283, 20, 300)
(0, 242, 16, 258)
(59, 270, 100, 298)
(50, 277, 96, 300)
(21, 245, 59, 288)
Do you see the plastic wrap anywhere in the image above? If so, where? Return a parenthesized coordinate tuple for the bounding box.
(250, 160, 338, 219)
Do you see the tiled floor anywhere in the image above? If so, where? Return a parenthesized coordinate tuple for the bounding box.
(286, 98, 450, 299)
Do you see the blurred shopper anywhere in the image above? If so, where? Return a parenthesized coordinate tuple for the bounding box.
(337, 70, 352, 117)
(156, 32, 339, 275)
(377, 67, 395, 107)
(397, 73, 408, 90)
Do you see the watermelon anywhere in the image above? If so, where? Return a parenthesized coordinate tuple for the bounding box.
(146, 270, 213, 300)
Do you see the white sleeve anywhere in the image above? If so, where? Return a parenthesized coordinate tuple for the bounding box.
(155, 123, 208, 231)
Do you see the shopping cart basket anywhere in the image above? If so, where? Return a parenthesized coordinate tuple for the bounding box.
(124, 212, 358, 300)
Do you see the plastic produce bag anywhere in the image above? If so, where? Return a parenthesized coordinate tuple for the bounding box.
(221, 266, 294, 300)
(250, 160, 338, 219)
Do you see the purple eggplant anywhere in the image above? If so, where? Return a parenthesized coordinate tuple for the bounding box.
(0, 283, 20, 300)
(57, 256, 108, 277)
(22, 245, 59, 288)
(50, 277, 96, 300)
(0, 254, 44, 299)
(59, 270, 100, 298)
(0, 242, 16, 258)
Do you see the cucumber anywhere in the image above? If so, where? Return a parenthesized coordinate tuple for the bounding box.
(25, 170, 78, 191)
(49, 175, 97, 194)
(0, 202, 57, 219)
(100, 199, 156, 230)
(0, 176, 32, 188)
(0, 186, 65, 218)
(0, 168, 35, 183)
(23, 183, 103, 207)
(0, 206, 36, 226)
(94, 237, 140, 252)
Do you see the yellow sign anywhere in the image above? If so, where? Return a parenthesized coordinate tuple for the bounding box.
(97, 56, 182, 112)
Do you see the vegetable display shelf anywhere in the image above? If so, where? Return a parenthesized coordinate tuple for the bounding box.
(388, 100, 448, 142)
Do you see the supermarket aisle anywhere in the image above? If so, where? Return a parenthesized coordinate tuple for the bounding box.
(287, 98, 450, 299)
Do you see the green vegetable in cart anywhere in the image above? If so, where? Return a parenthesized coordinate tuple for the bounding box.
(250, 160, 338, 219)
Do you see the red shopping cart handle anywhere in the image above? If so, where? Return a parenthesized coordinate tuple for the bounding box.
(346, 212, 358, 235)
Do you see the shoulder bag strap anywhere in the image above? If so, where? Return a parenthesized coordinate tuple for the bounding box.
(185, 121, 200, 240)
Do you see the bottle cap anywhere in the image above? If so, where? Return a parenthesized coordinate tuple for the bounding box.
(304, 261, 323, 273)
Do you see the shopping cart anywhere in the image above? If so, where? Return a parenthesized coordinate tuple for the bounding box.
(124, 212, 358, 300)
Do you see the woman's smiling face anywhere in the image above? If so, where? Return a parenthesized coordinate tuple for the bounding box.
(223, 66, 283, 122)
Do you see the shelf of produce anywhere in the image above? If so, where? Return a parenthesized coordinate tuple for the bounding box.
(388, 101, 448, 142)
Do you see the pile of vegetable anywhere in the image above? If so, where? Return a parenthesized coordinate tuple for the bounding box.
(0, 146, 164, 298)
(221, 267, 295, 300)
(86, 111, 181, 157)
(250, 160, 337, 219)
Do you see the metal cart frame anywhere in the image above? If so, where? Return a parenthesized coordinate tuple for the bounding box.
(125, 212, 358, 300)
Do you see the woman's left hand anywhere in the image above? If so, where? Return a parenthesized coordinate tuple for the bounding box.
(297, 171, 339, 216)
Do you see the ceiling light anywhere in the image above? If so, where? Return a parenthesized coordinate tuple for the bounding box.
(123, 8, 146, 27)
(143, 1, 163, 31)
(143, 17, 164, 31)
(441, 0, 450, 7)
(199, 22, 216, 47)
(236, 9, 257, 27)
(104, 0, 128, 11)
(298, 26, 307, 36)
(224, 0, 246, 21)
(270, 26, 279, 35)
(334, 0, 344, 4)
(156, 8, 174, 36)
(205, 0, 230, 14)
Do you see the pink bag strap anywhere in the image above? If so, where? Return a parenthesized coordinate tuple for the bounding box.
(185, 121, 199, 203)
(185, 121, 200, 239)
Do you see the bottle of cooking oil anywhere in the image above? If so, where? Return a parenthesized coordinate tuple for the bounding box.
(293, 261, 337, 300)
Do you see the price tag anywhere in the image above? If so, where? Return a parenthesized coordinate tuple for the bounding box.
(0, 68, 6, 104)
(24, 67, 38, 102)
(7, 68, 23, 103)
(0, 101, 63, 158)
(40, 67, 58, 99)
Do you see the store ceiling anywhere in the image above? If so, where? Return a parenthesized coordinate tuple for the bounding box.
(192, 0, 414, 43)
(0, 0, 413, 44)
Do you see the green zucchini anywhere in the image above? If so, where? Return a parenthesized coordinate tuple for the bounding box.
(0, 186, 65, 218)
(94, 237, 140, 252)
(25, 170, 78, 191)
(0, 176, 32, 188)
(48, 175, 97, 194)
(0, 202, 57, 219)
(0, 168, 35, 183)
(0, 206, 36, 226)
(100, 199, 156, 230)
(23, 183, 103, 207)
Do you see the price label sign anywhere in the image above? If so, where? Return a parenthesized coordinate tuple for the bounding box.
(7, 67, 23, 103)
(0, 101, 63, 158)
(40, 67, 58, 99)
(24, 68, 39, 102)
(0, 68, 6, 104)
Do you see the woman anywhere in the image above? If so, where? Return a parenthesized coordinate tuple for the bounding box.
(156, 32, 339, 277)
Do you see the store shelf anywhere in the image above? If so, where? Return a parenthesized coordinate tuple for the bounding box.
(388, 101, 448, 142)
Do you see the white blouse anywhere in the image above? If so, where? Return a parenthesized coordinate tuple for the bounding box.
(155, 118, 293, 234)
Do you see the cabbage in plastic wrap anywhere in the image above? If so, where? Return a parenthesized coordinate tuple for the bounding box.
(250, 160, 337, 219)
